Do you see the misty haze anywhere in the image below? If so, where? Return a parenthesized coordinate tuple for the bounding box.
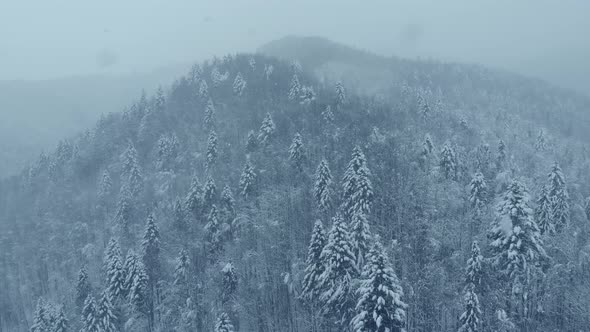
(1, 1, 589, 332)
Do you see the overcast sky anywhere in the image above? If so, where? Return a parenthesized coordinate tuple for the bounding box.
(1, 0, 589, 94)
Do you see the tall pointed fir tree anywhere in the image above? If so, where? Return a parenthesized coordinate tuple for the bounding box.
(81, 295, 100, 332)
(113, 185, 132, 239)
(53, 306, 68, 332)
(75, 266, 92, 312)
(173, 198, 188, 232)
(104, 238, 125, 300)
(130, 262, 149, 315)
(257, 112, 276, 147)
(535, 129, 547, 152)
(199, 79, 209, 100)
(122, 140, 139, 177)
(439, 142, 458, 180)
(173, 249, 190, 291)
(203, 175, 217, 210)
(246, 130, 258, 152)
(239, 161, 256, 198)
(313, 159, 332, 214)
(30, 299, 49, 332)
(458, 284, 482, 332)
(215, 312, 235, 332)
(469, 172, 487, 215)
(335, 81, 346, 108)
(221, 262, 238, 304)
(465, 241, 483, 289)
(207, 130, 218, 169)
(301, 220, 327, 302)
(496, 139, 506, 171)
(342, 146, 374, 219)
(142, 213, 161, 284)
(288, 132, 306, 171)
(420, 134, 435, 170)
(204, 98, 216, 130)
(535, 185, 554, 235)
(490, 180, 546, 293)
(232, 72, 246, 96)
(97, 169, 112, 208)
(205, 205, 222, 257)
(351, 212, 371, 267)
(123, 250, 141, 297)
(220, 184, 236, 217)
(288, 74, 301, 101)
(322, 105, 335, 124)
(318, 215, 359, 324)
(547, 162, 569, 232)
(351, 241, 407, 332)
(97, 291, 117, 332)
(185, 175, 203, 218)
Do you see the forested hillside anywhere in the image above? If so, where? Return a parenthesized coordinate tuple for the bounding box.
(1, 39, 590, 332)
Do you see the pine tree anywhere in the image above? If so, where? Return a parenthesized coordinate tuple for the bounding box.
(535, 129, 547, 152)
(322, 105, 335, 123)
(104, 238, 125, 300)
(342, 146, 374, 218)
(335, 81, 346, 108)
(199, 79, 209, 100)
(535, 185, 554, 235)
(113, 185, 132, 237)
(207, 130, 218, 169)
(214, 312, 235, 332)
(142, 213, 161, 283)
(246, 130, 258, 152)
(547, 162, 569, 232)
(418, 93, 431, 120)
(419, 134, 435, 171)
(53, 306, 68, 332)
(122, 140, 139, 178)
(173, 249, 190, 288)
(301, 220, 327, 302)
(75, 266, 92, 312)
(239, 161, 256, 198)
(318, 215, 359, 324)
(97, 169, 112, 206)
(299, 85, 316, 105)
(185, 175, 203, 217)
(475, 144, 492, 176)
(232, 72, 246, 96)
(288, 74, 301, 101)
(469, 172, 487, 213)
(257, 113, 276, 147)
(204, 98, 216, 130)
(221, 262, 238, 304)
(351, 241, 407, 332)
(288, 132, 306, 170)
(351, 213, 371, 267)
(130, 262, 149, 313)
(440, 142, 457, 180)
(205, 205, 222, 257)
(156, 133, 179, 171)
(203, 175, 217, 209)
(465, 241, 483, 288)
(313, 159, 332, 213)
(97, 291, 117, 332)
(264, 64, 274, 80)
(123, 250, 140, 297)
(220, 184, 235, 216)
(490, 180, 546, 288)
(496, 139, 506, 171)
(127, 159, 143, 198)
(30, 299, 49, 332)
(81, 295, 100, 332)
(458, 284, 482, 332)
(173, 198, 188, 232)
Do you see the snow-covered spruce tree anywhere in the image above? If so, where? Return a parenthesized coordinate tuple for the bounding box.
(535, 185, 554, 235)
(220, 185, 236, 216)
(207, 130, 218, 169)
(301, 220, 327, 302)
(199, 79, 209, 100)
(246, 130, 258, 152)
(351, 213, 371, 267)
(288, 132, 306, 171)
(185, 175, 203, 217)
(474, 144, 492, 176)
(318, 214, 359, 324)
(547, 162, 569, 232)
(221, 262, 238, 304)
(81, 295, 100, 332)
(335, 81, 346, 108)
(122, 140, 139, 178)
(257, 112, 276, 147)
(313, 159, 333, 214)
(469, 172, 487, 213)
(104, 238, 125, 300)
(239, 161, 256, 198)
(203, 175, 217, 209)
(439, 142, 457, 180)
(215, 312, 235, 332)
(418, 93, 431, 120)
(458, 284, 482, 332)
(465, 241, 483, 288)
(496, 139, 506, 171)
(156, 133, 179, 171)
(535, 129, 547, 152)
(351, 241, 406, 332)
(30, 299, 49, 332)
(299, 85, 316, 105)
(75, 266, 92, 312)
(127, 158, 143, 198)
(322, 105, 335, 124)
(204, 98, 216, 130)
(97, 169, 112, 207)
(113, 185, 132, 238)
(288, 74, 301, 101)
(342, 146, 374, 219)
(130, 262, 149, 314)
(142, 213, 161, 283)
(419, 134, 435, 171)
(490, 180, 546, 290)
(53, 306, 68, 332)
(173, 198, 188, 232)
(97, 290, 117, 332)
(205, 205, 222, 257)
(232, 72, 246, 96)
(174, 249, 190, 289)
(264, 64, 274, 80)
(248, 57, 256, 70)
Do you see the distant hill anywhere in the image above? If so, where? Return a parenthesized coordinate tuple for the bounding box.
(0, 64, 189, 177)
